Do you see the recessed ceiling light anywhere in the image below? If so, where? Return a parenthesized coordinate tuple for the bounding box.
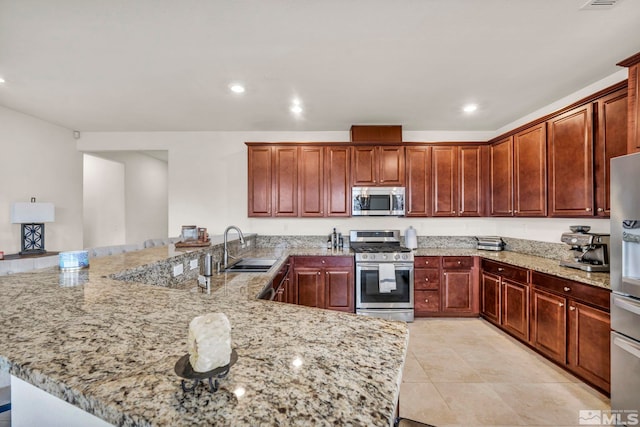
(0, 77, 5, 84)
(463, 104, 478, 113)
(230, 84, 245, 93)
(290, 104, 303, 114)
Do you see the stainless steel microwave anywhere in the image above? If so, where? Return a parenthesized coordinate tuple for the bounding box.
(352, 187, 405, 216)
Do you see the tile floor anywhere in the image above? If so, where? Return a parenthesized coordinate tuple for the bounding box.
(399, 318, 610, 427)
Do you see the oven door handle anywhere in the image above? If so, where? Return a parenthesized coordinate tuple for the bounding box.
(357, 263, 413, 270)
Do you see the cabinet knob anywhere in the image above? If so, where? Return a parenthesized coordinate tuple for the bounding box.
(508, 210, 512, 213)
(425, 261, 429, 265)
(425, 278, 429, 282)
(457, 261, 462, 265)
(586, 208, 592, 212)
(597, 208, 603, 212)
(497, 267, 505, 272)
(569, 306, 576, 311)
(452, 211, 456, 214)
(563, 287, 571, 292)
(321, 260, 325, 264)
(425, 299, 429, 303)
(444, 272, 447, 276)
(559, 302, 564, 307)
(317, 272, 320, 275)
(514, 210, 518, 213)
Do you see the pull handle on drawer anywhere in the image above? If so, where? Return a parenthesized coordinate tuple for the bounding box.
(563, 287, 571, 292)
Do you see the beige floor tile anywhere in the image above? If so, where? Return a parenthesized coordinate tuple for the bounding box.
(415, 348, 485, 383)
(402, 352, 431, 383)
(400, 382, 459, 425)
(491, 382, 610, 426)
(435, 382, 526, 425)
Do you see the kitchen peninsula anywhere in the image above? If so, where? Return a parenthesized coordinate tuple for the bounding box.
(0, 243, 408, 426)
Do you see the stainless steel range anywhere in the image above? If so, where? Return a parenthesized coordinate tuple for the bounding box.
(350, 230, 414, 322)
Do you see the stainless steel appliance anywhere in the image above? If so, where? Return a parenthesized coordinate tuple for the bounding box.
(350, 230, 414, 322)
(475, 236, 505, 251)
(351, 187, 405, 216)
(611, 152, 640, 417)
(559, 226, 610, 272)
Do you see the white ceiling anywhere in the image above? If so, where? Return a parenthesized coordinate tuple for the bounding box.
(1, 0, 639, 133)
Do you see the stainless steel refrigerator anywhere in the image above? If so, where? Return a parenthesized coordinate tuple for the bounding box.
(611, 151, 640, 415)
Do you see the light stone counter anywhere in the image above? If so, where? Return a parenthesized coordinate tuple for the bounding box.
(0, 245, 408, 427)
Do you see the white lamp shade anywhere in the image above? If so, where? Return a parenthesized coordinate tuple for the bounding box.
(11, 202, 55, 223)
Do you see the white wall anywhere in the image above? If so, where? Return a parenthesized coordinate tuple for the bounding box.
(0, 106, 83, 254)
(87, 151, 168, 244)
(83, 154, 126, 248)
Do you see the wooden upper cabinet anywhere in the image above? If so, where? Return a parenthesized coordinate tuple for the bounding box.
(351, 145, 405, 186)
(458, 146, 484, 217)
(617, 54, 640, 153)
(325, 146, 351, 217)
(350, 125, 402, 142)
(405, 146, 431, 217)
(595, 88, 628, 217)
(299, 146, 324, 217)
(548, 104, 594, 217)
(273, 146, 298, 217)
(513, 123, 547, 217)
(431, 146, 457, 216)
(248, 146, 273, 217)
(489, 137, 514, 216)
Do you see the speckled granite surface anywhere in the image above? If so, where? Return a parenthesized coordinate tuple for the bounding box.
(0, 244, 408, 427)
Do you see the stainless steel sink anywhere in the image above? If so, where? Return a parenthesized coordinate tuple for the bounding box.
(224, 258, 278, 273)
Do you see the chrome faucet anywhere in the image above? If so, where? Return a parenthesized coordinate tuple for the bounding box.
(223, 225, 246, 269)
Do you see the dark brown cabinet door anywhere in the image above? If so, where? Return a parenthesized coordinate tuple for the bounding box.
(351, 146, 377, 186)
(595, 88, 628, 217)
(299, 146, 324, 217)
(295, 268, 323, 308)
(568, 301, 611, 393)
(514, 123, 547, 217)
(273, 146, 298, 217)
(325, 146, 351, 217)
(441, 270, 473, 313)
(481, 272, 501, 324)
(378, 146, 405, 185)
(489, 136, 514, 216)
(405, 146, 431, 217)
(415, 290, 440, 314)
(248, 146, 272, 217)
(324, 268, 354, 312)
(502, 279, 529, 342)
(458, 146, 483, 217)
(548, 104, 594, 217)
(627, 63, 640, 153)
(530, 288, 567, 364)
(432, 146, 458, 217)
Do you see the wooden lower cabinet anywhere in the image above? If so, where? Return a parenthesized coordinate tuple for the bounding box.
(481, 272, 501, 324)
(415, 256, 477, 316)
(291, 256, 354, 313)
(568, 301, 611, 392)
(502, 279, 529, 342)
(530, 288, 567, 364)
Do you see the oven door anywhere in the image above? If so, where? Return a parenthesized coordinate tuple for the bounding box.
(356, 262, 414, 309)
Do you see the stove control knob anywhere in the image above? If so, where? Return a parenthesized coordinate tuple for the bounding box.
(402, 254, 408, 260)
(394, 254, 400, 261)
(382, 254, 387, 260)
(362, 254, 368, 260)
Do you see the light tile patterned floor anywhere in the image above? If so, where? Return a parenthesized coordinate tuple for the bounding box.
(400, 318, 610, 427)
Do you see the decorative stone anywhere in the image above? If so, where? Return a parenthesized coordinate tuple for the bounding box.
(188, 313, 232, 372)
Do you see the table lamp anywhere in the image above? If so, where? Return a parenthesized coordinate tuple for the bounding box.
(11, 197, 55, 255)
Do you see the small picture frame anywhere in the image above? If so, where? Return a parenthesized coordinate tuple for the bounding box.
(181, 225, 198, 242)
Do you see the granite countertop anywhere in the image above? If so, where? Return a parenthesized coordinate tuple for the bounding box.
(413, 248, 611, 289)
(0, 245, 408, 427)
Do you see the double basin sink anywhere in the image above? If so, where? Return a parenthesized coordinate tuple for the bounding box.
(223, 258, 278, 273)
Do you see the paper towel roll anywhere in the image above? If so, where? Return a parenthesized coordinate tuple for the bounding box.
(405, 226, 417, 250)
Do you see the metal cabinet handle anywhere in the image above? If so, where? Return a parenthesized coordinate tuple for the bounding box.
(514, 210, 518, 213)
(425, 278, 429, 282)
(321, 260, 325, 264)
(425, 299, 429, 302)
(586, 208, 592, 212)
(563, 287, 571, 292)
(597, 207, 603, 212)
(317, 272, 320, 275)
(457, 261, 462, 265)
(508, 210, 512, 213)
(569, 306, 576, 311)
(559, 302, 564, 307)
(452, 211, 456, 214)
(425, 261, 429, 265)
(497, 267, 505, 272)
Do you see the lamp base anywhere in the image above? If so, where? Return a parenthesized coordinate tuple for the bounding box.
(20, 223, 46, 255)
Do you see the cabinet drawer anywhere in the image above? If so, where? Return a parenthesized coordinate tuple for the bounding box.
(482, 259, 529, 284)
(414, 268, 440, 290)
(415, 256, 440, 268)
(442, 256, 474, 270)
(415, 290, 440, 313)
(531, 271, 610, 310)
(292, 256, 354, 268)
